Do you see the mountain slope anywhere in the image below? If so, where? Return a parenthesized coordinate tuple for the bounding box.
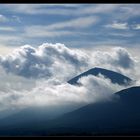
(68, 67, 132, 86)
(115, 86, 140, 104)
(42, 86, 140, 135)
(0, 102, 81, 135)
(0, 87, 139, 136)
(0, 68, 136, 136)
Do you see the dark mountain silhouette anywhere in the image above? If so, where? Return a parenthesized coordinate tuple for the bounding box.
(0, 103, 81, 136)
(68, 67, 132, 86)
(115, 86, 140, 104)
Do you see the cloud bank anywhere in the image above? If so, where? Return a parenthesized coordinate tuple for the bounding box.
(0, 42, 138, 116)
(0, 67, 124, 113)
(91, 47, 135, 69)
(0, 43, 89, 81)
(0, 43, 136, 81)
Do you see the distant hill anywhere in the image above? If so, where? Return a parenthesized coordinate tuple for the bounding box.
(68, 67, 132, 86)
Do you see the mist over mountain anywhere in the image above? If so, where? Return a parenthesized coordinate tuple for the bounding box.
(68, 67, 132, 86)
(39, 86, 140, 136)
(0, 43, 139, 136)
(0, 67, 138, 136)
(0, 86, 140, 136)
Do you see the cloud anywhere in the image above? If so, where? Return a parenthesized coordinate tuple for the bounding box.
(108, 32, 134, 38)
(47, 16, 99, 30)
(1, 4, 81, 15)
(0, 66, 35, 93)
(2, 4, 138, 23)
(0, 42, 138, 118)
(1, 4, 118, 16)
(0, 67, 125, 113)
(112, 47, 134, 69)
(91, 47, 135, 70)
(0, 43, 89, 81)
(79, 4, 119, 15)
(0, 26, 16, 31)
(105, 22, 129, 30)
(78, 74, 124, 102)
(0, 43, 136, 82)
(0, 35, 23, 50)
(132, 24, 140, 30)
(0, 14, 8, 22)
(2, 4, 46, 15)
(24, 28, 73, 38)
(1, 4, 140, 49)
(24, 16, 99, 38)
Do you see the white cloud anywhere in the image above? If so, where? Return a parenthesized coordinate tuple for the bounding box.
(3, 4, 45, 15)
(24, 28, 73, 38)
(105, 22, 129, 30)
(2, 4, 118, 16)
(0, 26, 16, 31)
(78, 74, 124, 102)
(24, 16, 99, 37)
(0, 35, 23, 50)
(83, 45, 140, 80)
(0, 67, 125, 113)
(108, 32, 135, 37)
(0, 35, 21, 42)
(2, 4, 78, 15)
(0, 43, 136, 81)
(79, 4, 119, 15)
(0, 66, 35, 93)
(89, 47, 135, 70)
(0, 43, 89, 81)
(0, 42, 139, 118)
(47, 16, 99, 30)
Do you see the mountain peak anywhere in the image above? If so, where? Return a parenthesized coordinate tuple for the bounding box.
(68, 67, 132, 86)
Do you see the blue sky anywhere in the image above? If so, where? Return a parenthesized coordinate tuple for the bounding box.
(0, 4, 140, 54)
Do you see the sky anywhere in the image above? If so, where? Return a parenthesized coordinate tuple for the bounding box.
(0, 4, 140, 116)
(0, 4, 140, 55)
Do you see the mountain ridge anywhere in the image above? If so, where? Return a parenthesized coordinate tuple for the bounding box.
(68, 67, 132, 86)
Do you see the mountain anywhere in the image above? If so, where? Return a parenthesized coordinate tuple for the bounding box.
(68, 67, 132, 86)
(0, 86, 140, 136)
(0, 67, 137, 136)
(40, 86, 140, 136)
(115, 86, 140, 104)
(0, 107, 55, 129)
(0, 103, 82, 136)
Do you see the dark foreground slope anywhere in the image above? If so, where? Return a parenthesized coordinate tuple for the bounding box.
(43, 86, 140, 136)
(68, 67, 132, 86)
(0, 86, 140, 136)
